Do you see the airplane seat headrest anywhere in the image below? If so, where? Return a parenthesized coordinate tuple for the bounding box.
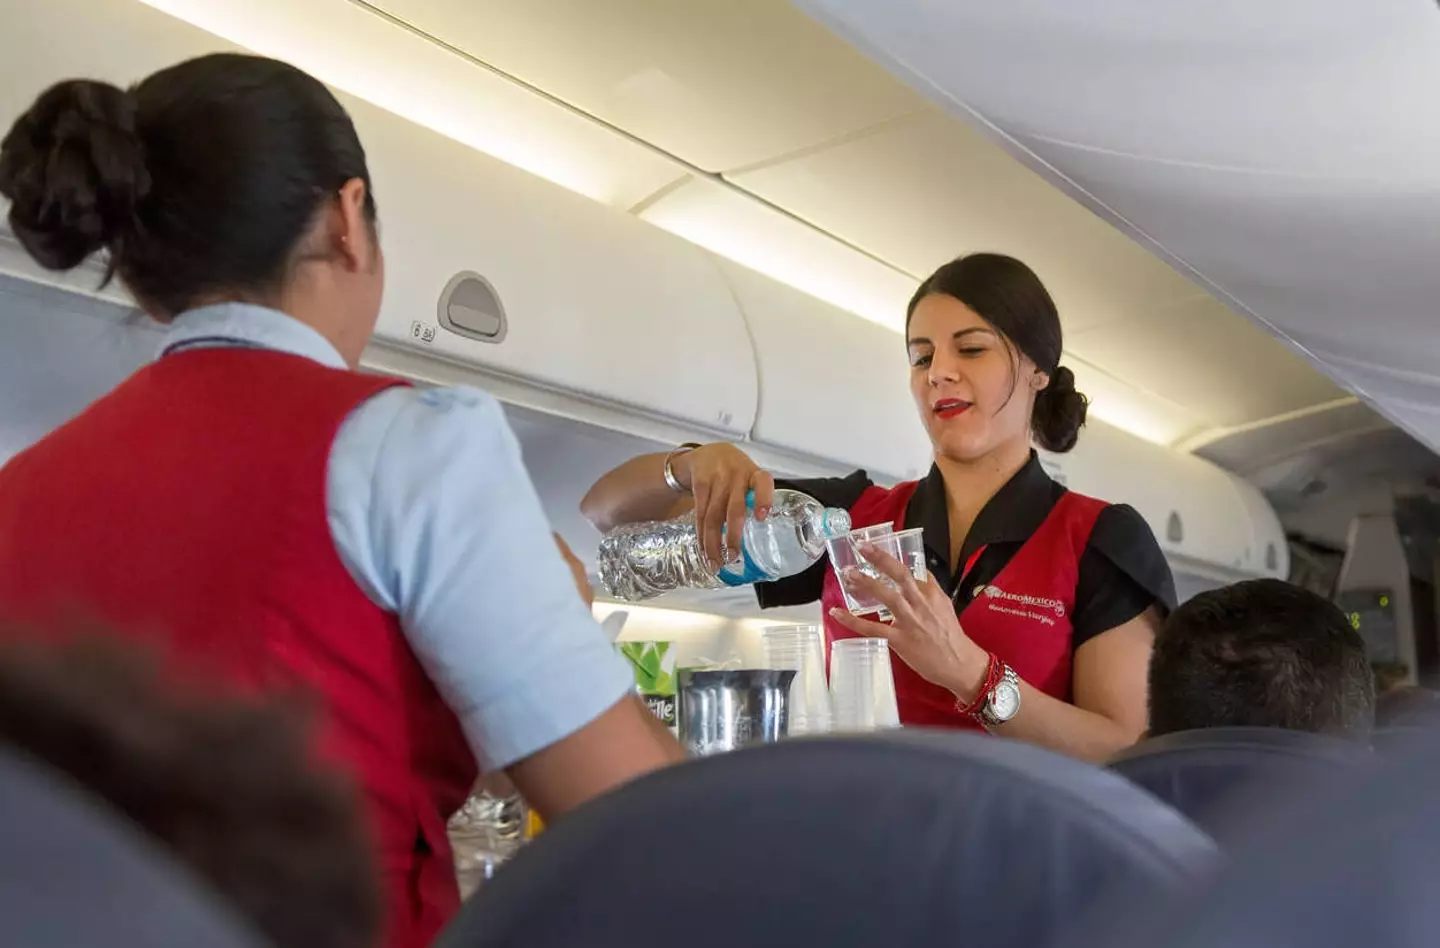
(1088, 728, 1440, 948)
(437, 729, 1219, 948)
(1376, 686, 1440, 729)
(1108, 727, 1376, 845)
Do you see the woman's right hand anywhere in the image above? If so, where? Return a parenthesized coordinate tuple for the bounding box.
(672, 444, 775, 569)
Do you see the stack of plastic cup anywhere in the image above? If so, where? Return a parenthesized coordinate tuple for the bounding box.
(829, 638, 901, 731)
(761, 624, 833, 736)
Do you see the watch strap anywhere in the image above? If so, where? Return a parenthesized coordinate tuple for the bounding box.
(979, 664, 1020, 728)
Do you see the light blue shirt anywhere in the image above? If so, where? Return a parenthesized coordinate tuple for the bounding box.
(161, 303, 632, 771)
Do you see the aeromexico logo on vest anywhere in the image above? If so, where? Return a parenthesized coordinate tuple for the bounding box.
(972, 584, 1068, 623)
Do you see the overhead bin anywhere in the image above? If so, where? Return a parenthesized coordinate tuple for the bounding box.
(712, 256, 931, 483)
(1, 0, 760, 443)
(1046, 420, 1279, 580)
(1229, 475, 1290, 581)
(351, 95, 758, 441)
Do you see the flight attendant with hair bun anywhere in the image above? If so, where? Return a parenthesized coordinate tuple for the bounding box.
(0, 53, 680, 948)
(584, 253, 1175, 762)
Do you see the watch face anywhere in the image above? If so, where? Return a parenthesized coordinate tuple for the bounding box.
(989, 680, 1021, 721)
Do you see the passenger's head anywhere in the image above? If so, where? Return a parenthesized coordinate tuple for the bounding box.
(0, 53, 382, 364)
(0, 633, 380, 948)
(905, 253, 1088, 462)
(1148, 579, 1375, 738)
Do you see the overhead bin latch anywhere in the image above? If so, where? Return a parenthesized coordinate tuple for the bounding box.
(1166, 511, 1184, 545)
(438, 271, 508, 344)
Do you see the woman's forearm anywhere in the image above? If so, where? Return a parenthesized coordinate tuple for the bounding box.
(989, 681, 1143, 763)
(580, 453, 690, 532)
(989, 612, 1154, 761)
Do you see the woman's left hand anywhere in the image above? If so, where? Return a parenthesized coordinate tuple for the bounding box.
(553, 533, 595, 608)
(828, 544, 990, 702)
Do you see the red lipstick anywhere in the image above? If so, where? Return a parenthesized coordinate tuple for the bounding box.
(932, 398, 971, 420)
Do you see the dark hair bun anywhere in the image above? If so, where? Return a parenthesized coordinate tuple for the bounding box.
(0, 80, 150, 271)
(1032, 365, 1088, 453)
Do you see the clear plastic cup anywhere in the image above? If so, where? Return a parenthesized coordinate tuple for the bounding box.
(830, 527, 928, 620)
(849, 523, 897, 544)
(761, 624, 833, 736)
(886, 527, 928, 582)
(827, 532, 888, 617)
(829, 638, 901, 731)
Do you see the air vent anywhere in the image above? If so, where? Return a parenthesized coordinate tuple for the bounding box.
(438, 272, 507, 344)
(1265, 543, 1279, 571)
(1166, 511, 1184, 544)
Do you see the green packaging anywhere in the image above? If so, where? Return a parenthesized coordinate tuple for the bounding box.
(618, 641, 678, 735)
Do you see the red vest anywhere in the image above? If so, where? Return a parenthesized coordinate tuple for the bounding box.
(0, 349, 477, 948)
(820, 481, 1107, 729)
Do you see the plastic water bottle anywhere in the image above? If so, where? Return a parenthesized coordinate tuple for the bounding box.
(597, 489, 851, 602)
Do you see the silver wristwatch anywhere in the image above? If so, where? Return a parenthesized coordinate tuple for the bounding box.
(979, 664, 1021, 728)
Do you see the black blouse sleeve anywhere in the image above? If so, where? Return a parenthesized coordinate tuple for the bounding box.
(754, 470, 874, 609)
(1071, 504, 1177, 648)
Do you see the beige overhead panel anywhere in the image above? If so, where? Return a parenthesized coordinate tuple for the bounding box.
(1194, 400, 1384, 477)
(368, 0, 929, 172)
(730, 111, 1203, 333)
(1066, 295, 1347, 431)
(136, 0, 690, 208)
(637, 177, 919, 331)
(1060, 358, 1206, 449)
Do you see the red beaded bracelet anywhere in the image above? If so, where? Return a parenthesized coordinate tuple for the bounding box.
(955, 652, 1002, 721)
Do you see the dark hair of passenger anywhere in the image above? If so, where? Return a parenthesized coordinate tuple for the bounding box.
(0, 632, 381, 948)
(906, 252, 1088, 453)
(0, 52, 375, 319)
(1148, 579, 1376, 737)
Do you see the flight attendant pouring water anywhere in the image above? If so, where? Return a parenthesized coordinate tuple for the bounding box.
(584, 254, 1174, 762)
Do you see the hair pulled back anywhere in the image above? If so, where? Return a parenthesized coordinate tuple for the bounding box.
(0, 53, 374, 319)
